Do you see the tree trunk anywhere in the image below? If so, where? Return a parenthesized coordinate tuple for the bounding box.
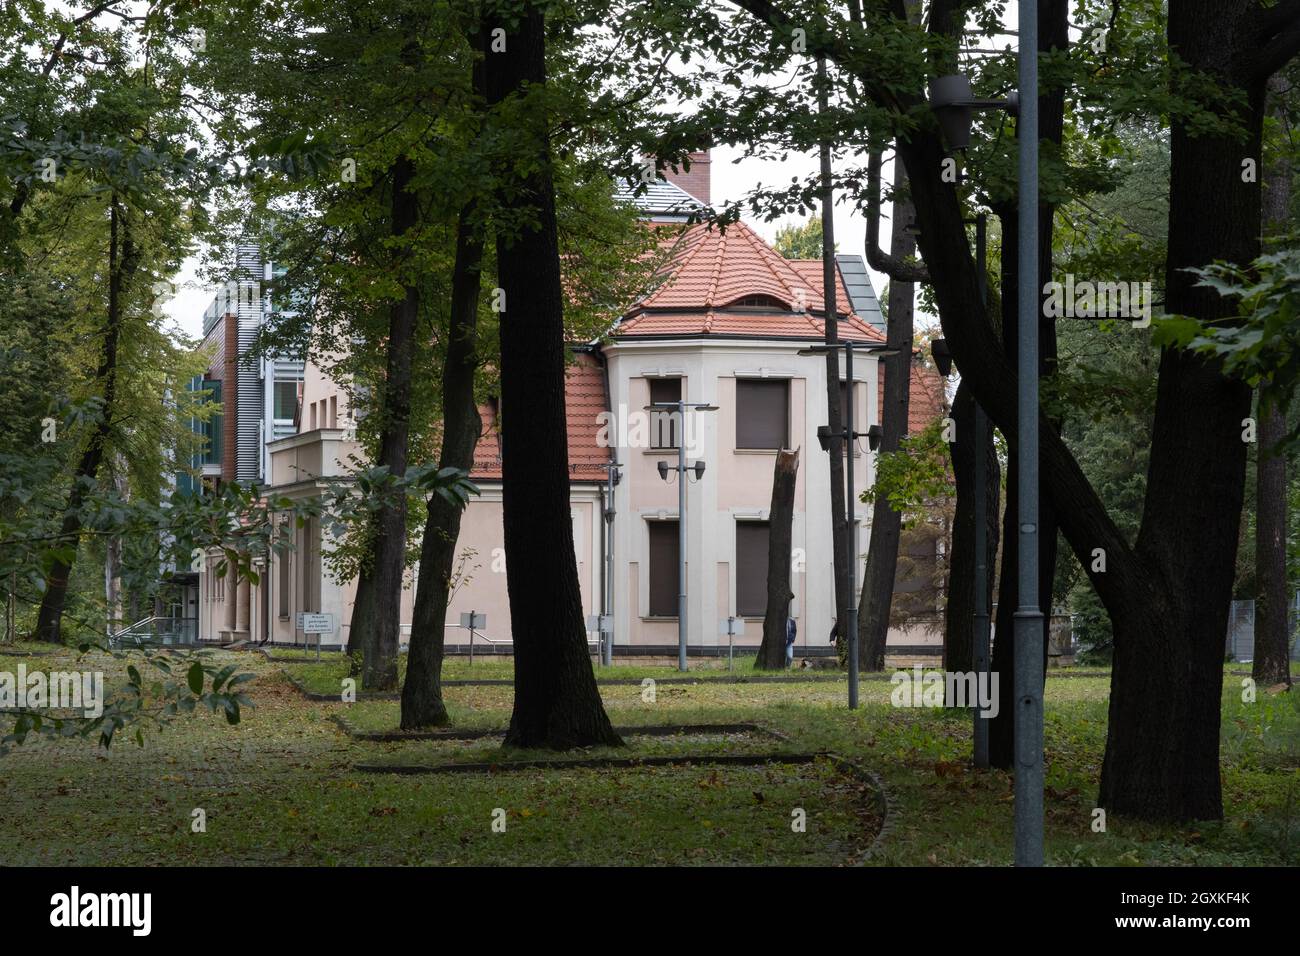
(943, 380, 999, 687)
(756, 448, 800, 670)
(35, 194, 136, 644)
(402, 202, 484, 728)
(487, 2, 621, 750)
(346, 155, 420, 691)
(858, 163, 916, 671)
(1255, 393, 1291, 686)
(1254, 74, 1293, 689)
(1096, 0, 1265, 820)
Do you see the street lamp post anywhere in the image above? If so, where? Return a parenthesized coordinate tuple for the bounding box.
(602, 460, 622, 667)
(1013, 0, 1045, 868)
(802, 342, 891, 709)
(652, 400, 717, 672)
(927, 1, 1042, 866)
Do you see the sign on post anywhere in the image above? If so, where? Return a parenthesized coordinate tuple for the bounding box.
(299, 613, 333, 662)
(460, 611, 486, 664)
(302, 613, 333, 634)
(719, 616, 744, 671)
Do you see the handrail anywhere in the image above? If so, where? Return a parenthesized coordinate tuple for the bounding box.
(110, 615, 170, 639)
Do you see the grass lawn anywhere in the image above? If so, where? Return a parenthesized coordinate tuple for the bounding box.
(0, 645, 1295, 865)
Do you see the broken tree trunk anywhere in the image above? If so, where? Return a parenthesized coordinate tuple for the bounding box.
(756, 448, 800, 670)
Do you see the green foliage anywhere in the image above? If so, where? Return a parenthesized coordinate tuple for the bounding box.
(862, 418, 951, 528)
(1156, 248, 1300, 436)
(771, 216, 826, 259)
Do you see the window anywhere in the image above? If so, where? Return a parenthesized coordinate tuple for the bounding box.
(649, 378, 681, 449)
(732, 294, 786, 310)
(300, 517, 317, 613)
(199, 380, 222, 466)
(273, 380, 299, 422)
(329, 395, 338, 429)
(647, 520, 678, 617)
(736, 379, 789, 449)
(736, 521, 771, 617)
(277, 525, 291, 619)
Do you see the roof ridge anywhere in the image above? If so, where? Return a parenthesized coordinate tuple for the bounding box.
(732, 221, 810, 308)
(704, 227, 728, 307)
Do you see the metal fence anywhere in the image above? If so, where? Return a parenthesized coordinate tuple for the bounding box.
(1225, 594, 1300, 662)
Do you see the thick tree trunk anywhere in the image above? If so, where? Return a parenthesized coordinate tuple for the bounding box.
(402, 203, 484, 728)
(1096, 0, 1264, 820)
(487, 2, 621, 749)
(35, 195, 135, 644)
(1254, 76, 1293, 689)
(757, 448, 800, 670)
(943, 381, 1000, 687)
(346, 156, 420, 691)
(858, 164, 916, 671)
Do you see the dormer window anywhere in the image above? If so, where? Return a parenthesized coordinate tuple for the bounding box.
(730, 294, 788, 311)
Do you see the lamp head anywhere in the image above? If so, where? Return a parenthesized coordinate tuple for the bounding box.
(867, 424, 884, 452)
(656, 460, 669, 482)
(816, 425, 832, 452)
(929, 74, 974, 151)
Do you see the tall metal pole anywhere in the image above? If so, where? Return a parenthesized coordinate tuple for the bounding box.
(1014, 0, 1044, 867)
(677, 401, 688, 672)
(845, 341, 859, 709)
(603, 461, 618, 667)
(973, 214, 991, 768)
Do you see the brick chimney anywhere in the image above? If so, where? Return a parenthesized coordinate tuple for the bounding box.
(663, 150, 711, 204)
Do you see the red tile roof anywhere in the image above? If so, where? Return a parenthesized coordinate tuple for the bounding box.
(617, 309, 884, 340)
(785, 259, 857, 312)
(875, 351, 950, 432)
(908, 357, 948, 433)
(471, 351, 609, 483)
(616, 221, 884, 343)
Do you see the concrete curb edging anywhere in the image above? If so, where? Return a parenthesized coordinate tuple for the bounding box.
(823, 754, 895, 865)
(330, 712, 785, 742)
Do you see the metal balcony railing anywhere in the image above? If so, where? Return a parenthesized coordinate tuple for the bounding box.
(108, 616, 199, 649)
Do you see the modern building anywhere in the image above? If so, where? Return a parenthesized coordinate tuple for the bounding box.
(186, 243, 305, 644)
(194, 159, 949, 659)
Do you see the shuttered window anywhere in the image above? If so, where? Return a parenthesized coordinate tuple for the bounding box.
(736, 379, 789, 449)
(647, 520, 678, 617)
(649, 378, 681, 449)
(736, 521, 771, 617)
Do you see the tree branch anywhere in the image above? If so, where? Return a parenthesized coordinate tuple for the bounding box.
(1244, 0, 1300, 82)
(866, 149, 929, 281)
